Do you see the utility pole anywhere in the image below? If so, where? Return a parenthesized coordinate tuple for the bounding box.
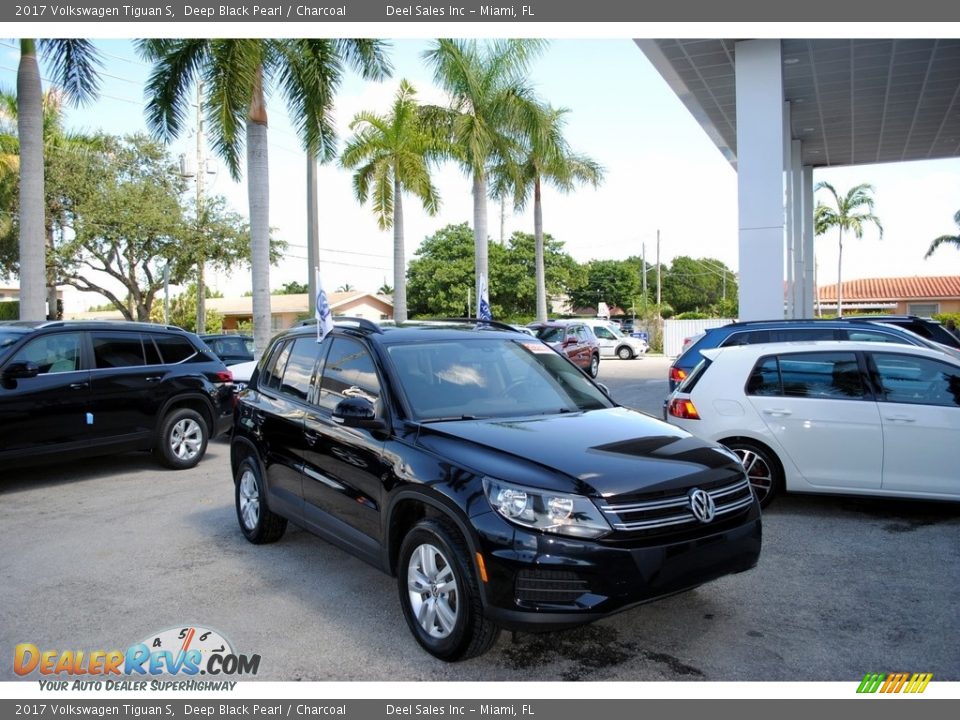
(655, 229, 661, 311)
(641, 242, 647, 316)
(194, 82, 208, 333)
(307, 153, 319, 309)
(499, 197, 506, 246)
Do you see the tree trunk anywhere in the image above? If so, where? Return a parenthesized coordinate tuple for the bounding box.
(17, 40, 46, 321)
(534, 177, 547, 323)
(393, 174, 407, 324)
(247, 66, 271, 357)
(472, 172, 488, 316)
(836, 229, 843, 318)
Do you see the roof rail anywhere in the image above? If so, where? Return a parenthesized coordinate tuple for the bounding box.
(438, 317, 521, 333)
(298, 316, 384, 334)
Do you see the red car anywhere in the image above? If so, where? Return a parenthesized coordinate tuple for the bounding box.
(530, 321, 601, 377)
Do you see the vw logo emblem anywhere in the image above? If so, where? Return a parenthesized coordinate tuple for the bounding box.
(689, 488, 716, 523)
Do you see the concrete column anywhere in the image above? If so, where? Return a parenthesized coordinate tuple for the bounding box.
(735, 40, 785, 321)
(801, 166, 816, 317)
(783, 103, 794, 319)
(790, 140, 804, 317)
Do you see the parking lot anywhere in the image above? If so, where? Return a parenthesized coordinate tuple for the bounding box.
(1, 355, 957, 681)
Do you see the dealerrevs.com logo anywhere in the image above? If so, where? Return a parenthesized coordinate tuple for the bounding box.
(14, 626, 260, 690)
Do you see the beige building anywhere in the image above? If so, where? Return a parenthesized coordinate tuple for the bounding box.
(211, 292, 393, 331)
(67, 291, 394, 331)
(817, 276, 960, 315)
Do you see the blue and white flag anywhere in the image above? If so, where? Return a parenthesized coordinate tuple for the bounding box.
(477, 273, 492, 321)
(315, 268, 335, 342)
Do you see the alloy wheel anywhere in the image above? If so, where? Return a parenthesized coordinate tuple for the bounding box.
(733, 448, 773, 504)
(407, 543, 459, 638)
(238, 468, 260, 531)
(170, 418, 203, 461)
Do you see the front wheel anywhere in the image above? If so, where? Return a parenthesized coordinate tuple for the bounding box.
(156, 408, 208, 469)
(397, 518, 500, 661)
(616, 345, 634, 360)
(235, 456, 287, 544)
(721, 439, 784, 508)
(588, 354, 600, 378)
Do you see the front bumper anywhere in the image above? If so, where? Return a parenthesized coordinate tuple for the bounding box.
(472, 503, 761, 632)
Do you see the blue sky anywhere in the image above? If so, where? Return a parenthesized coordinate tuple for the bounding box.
(2, 37, 958, 311)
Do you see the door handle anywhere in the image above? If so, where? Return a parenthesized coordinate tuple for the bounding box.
(144, 376, 163, 383)
(885, 415, 916, 423)
(69, 382, 88, 390)
(304, 430, 319, 446)
(762, 408, 792, 417)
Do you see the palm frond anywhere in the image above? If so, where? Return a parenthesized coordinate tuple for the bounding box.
(204, 40, 260, 180)
(38, 39, 102, 106)
(334, 39, 393, 81)
(924, 234, 960, 259)
(138, 39, 210, 144)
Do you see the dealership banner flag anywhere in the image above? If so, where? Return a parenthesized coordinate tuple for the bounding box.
(315, 268, 335, 342)
(478, 273, 492, 321)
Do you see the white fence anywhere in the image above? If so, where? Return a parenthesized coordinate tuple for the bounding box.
(662, 318, 733, 357)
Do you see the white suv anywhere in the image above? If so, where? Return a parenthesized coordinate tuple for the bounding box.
(665, 341, 960, 507)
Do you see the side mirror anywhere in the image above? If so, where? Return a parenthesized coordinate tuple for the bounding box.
(3, 361, 40, 380)
(332, 396, 384, 430)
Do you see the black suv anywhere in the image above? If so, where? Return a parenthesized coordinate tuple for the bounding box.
(231, 319, 761, 660)
(0, 321, 234, 469)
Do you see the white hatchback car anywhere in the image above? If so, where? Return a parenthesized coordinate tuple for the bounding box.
(665, 341, 960, 507)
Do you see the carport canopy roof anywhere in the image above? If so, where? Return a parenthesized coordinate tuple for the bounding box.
(637, 39, 960, 168)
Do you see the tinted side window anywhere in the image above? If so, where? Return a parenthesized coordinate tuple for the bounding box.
(151, 334, 197, 364)
(777, 352, 865, 399)
(279, 337, 321, 401)
(871, 353, 960, 407)
(317, 338, 381, 412)
(262, 341, 293, 392)
(92, 332, 145, 368)
(593, 326, 616, 340)
(722, 330, 769, 347)
(9, 332, 83, 374)
(746, 356, 781, 396)
(770, 328, 837, 342)
(844, 328, 906, 344)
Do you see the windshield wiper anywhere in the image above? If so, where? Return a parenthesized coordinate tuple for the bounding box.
(420, 414, 484, 423)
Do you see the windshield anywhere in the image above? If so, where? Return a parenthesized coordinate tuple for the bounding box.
(386, 338, 613, 421)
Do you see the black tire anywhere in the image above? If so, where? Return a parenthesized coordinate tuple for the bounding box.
(397, 517, 500, 661)
(588, 353, 600, 378)
(156, 408, 209, 469)
(616, 345, 634, 360)
(235, 456, 287, 544)
(721, 439, 784, 508)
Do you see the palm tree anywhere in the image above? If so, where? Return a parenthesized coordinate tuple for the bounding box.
(337, 283, 356, 293)
(423, 39, 546, 312)
(16, 40, 101, 320)
(1, 87, 103, 315)
(341, 80, 446, 323)
(814, 182, 883, 317)
(924, 210, 960, 258)
(495, 104, 603, 322)
(139, 39, 391, 354)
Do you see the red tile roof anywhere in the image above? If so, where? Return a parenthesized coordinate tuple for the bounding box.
(818, 276, 960, 301)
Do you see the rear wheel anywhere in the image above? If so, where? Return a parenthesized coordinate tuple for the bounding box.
(616, 345, 634, 360)
(588, 353, 600, 378)
(721, 439, 783, 508)
(397, 518, 500, 661)
(156, 408, 208, 469)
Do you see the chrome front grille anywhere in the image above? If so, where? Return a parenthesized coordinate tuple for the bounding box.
(598, 477, 754, 533)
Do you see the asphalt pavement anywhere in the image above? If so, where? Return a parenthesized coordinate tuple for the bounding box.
(1, 355, 957, 681)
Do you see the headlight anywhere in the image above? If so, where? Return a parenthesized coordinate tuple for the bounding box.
(482, 477, 611, 539)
